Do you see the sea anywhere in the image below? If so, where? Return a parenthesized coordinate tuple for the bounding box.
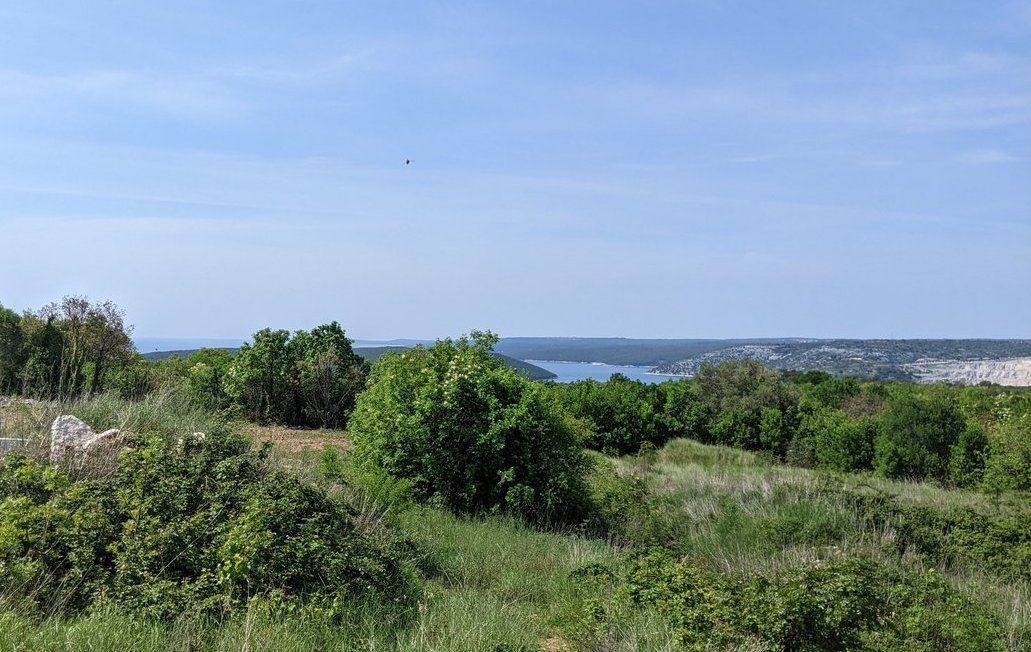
(527, 360, 682, 384)
(132, 338, 685, 384)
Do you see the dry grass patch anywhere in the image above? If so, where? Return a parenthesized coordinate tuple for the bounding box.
(244, 422, 350, 455)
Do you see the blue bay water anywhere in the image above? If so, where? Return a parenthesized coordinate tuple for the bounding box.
(528, 360, 683, 384)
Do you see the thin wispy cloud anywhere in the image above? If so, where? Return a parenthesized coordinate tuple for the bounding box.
(957, 148, 1022, 164)
(0, 1, 1027, 338)
(0, 68, 247, 120)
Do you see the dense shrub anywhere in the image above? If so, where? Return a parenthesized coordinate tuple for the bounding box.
(552, 375, 666, 455)
(949, 422, 989, 488)
(580, 453, 653, 543)
(654, 379, 709, 441)
(576, 551, 1005, 651)
(983, 416, 1031, 493)
(224, 323, 367, 428)
(848, 490, 1031, 583)
(349, 333, 590, 521)
(693, 360, 798, 452)
(0, 428, 418, 619)
(875, 392, 967, 482)
(181, 348, 234, 411)
(793, 401, 877, 472)
(0, 304, 27, 394)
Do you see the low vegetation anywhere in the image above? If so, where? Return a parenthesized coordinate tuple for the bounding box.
(1, 297, 1029, 649)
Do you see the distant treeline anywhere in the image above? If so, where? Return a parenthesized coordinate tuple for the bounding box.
(142, 346, 557, 381)
(3, 297, 1029, 493)
(547, 362, 1031, 492)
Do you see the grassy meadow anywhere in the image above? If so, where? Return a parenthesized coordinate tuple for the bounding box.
(1, 389, 1027, 651)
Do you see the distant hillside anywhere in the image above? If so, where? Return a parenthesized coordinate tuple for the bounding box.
(494, 337, 804, 366)
(653, 339, 1031, 384)
(142, 348, 239, 361)
(142, 346, 557, 381)
(355, 346, 557, 381)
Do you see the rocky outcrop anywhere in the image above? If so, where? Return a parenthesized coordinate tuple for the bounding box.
(49, 415, 123, 468)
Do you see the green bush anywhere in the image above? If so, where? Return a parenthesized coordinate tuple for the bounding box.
(983, 416, 1031, 493)
(949, 423, 989, 488)
(0, 427, 419, 619)
(349, 333, 590, 522)
(654, 379, 710, 441)
(224, 323, 367, 428)
(576, 552, 1006, 651)
(875, 392, 967, 482)
(848, 490, 1031, 583)
(551, 375, 666, 455)
(581, 453, 653, 543)
(794, 402, 876, 472)
(694, 360, 799, 452)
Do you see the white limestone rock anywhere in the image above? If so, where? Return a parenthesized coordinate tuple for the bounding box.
(50, 415, 95, 464)
(82, 428, 125, 466)
(49, 415, 123, 468)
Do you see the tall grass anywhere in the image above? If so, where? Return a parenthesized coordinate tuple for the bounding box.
(1, 398, 1026, 650)
(622, 437, 1030, 648)
(0, 388, 227, 452)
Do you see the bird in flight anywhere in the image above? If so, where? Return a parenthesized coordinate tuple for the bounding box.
(405, 159, 411, 166)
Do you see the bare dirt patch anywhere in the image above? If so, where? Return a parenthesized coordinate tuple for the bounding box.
(244, 422, 351, 455)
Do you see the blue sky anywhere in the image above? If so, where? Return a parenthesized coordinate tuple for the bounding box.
(0, 1, 1028, 339)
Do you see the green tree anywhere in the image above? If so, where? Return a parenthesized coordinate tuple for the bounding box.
(349, 333, 589, 521)
(794, 402, 876, 472)
(982, 416, 1031, 493)
(16, 297, 135, 398)
(949, 423, 989, 488)
(184, 348, 234, 411)
(0, 303, 26, 393)
(874, 392, 967, 482)
(693, 360, 798, 452)
(553, 374, 664, 455)
(225, 329, 293, 423)
(289, 322, 367, 428)
(655, 380, 710, 442)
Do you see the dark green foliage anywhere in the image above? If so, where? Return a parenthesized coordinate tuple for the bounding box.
(551, 375, 666, 455)
(875, 392, 967, 481)
(349, 333, 590, 522)
(848, 490, 1031, 583)
(225, 328, 294, 423)
(109, 354, 159, 399)
(577, 552, 1005, 651)
(801, 374, 862, 409)
(708, 408, 761, 449)
(181, 348, 234, 411)
(654, 379, 709, 441)
(225, 322, 367, 428)
(793, 400, 877, 472)
(693, 360, 798, 452)
(580, 454, 653, 543)
(983, 416, 1031, 492)
(0, 304, 27, 394)
(0, 429, 419, 619)
(694, 359, 798, 418)
(950, 423, 989, 488)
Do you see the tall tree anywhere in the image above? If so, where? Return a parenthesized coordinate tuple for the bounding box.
(0, 303, 27, 393)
